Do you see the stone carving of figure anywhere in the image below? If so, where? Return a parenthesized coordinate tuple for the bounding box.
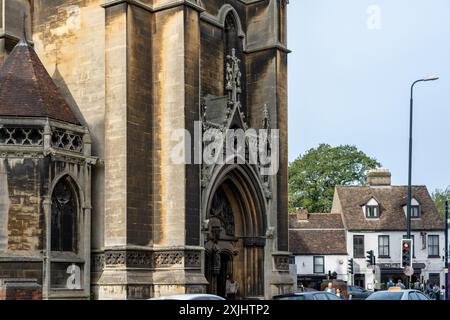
(226, 62, 233, 91)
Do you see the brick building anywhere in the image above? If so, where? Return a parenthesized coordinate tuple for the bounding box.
(0, 0, 292, 299)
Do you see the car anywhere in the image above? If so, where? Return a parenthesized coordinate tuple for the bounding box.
(272, 291, 343, 301)
(347, 285, 372, 300)
(149, 294, 226, 300)
(365, 289, 430, 301)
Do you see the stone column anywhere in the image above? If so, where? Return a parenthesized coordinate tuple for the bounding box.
(99, 0, 154, 299)
(150, 2, 206, 296)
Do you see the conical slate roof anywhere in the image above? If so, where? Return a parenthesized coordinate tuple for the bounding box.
(0, 38, 81, 125)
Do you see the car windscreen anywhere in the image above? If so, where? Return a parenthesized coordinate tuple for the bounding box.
(366, 291, 403, 300)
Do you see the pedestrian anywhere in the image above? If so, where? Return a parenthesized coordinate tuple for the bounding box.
(426, 282, 433, 297)
(324, 282, 336, 294)
(299, 283, 305, 292)
(386, 278, 394, 289)
(420, 282, 425, 293)
(413, 280, 420, 290)
(225, 274, 239, 300)
(440, 285, 446, 301)
(432, 284, 440, 300)
(347, 293, 353, 300)
(396, 279, 405, 289)
(335, 288, 343, 299)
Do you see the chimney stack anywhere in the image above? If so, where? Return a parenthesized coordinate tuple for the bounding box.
(367, 169, 391, 186)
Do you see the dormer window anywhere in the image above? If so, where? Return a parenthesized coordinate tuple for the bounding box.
(403, 198, 421, 218)
(365, 198, 380, 218)
(411, 205, 421, 218)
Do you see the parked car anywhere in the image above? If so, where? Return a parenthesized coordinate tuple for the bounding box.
(365, 289, 429, 301)
(149, 294, 225, 300)
(272, 292, 342, 300)
(347, 285, 372, 300)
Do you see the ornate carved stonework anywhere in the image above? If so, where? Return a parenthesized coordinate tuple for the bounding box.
(103, 250, 152, 268)
(185, 251, 202, 268)
(126, 251, 153, 268)
(95, 249, 202, 271)
(0, 126, 43, 146)
(105, 251, 126, 266)
(210, 189, 235, 236)
(200, 48, 273, 200)
(273, 255, 290, 271)
(51, 128, 83, 153)
(154, 251, 183, 268)
(92, 253, 105, 272)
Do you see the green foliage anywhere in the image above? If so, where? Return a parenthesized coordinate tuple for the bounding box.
(431, 187, 450, 218)
(288, 144, 381, 213)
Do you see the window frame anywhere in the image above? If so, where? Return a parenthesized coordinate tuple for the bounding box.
(378, 235, 390, 258)
(353, 235, 365, 258)
(427, 235, 440, 258)
(411, 205, 421, 218)
(365, 205, 379, 218)
(50, 178, 79, 253)
(313, 256, 325, 274)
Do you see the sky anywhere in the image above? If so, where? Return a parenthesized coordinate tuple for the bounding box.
(287, 0, 450, 192)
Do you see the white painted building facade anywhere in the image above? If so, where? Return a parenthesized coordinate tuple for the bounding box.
(294, 255, 349, 282)
(348, 230, 445, 290)
(289, 170, 447, 292)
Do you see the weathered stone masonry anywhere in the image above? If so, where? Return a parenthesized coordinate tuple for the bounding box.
(1, 0, 293, 299)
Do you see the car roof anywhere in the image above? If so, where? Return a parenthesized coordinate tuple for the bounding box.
(274, 291, 326, 298)
(373, 289, 421, 294)
(149, 294, 225, 300)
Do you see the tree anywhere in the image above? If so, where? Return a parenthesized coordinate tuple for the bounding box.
(289, 144, 381, 213)
(431, 187, 450, 219)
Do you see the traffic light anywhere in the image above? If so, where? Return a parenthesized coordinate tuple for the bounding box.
(401, 239, 413, 267)
(366, 250, 375, 266)
(348, 258, 354, 274)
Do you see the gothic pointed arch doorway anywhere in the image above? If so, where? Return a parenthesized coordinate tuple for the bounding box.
(204, 165, 267, 299)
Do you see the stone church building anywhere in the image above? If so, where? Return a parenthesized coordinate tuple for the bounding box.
(0, 0, 291, 299)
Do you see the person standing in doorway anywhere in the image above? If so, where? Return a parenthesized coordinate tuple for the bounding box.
(226, 274, 239, 300)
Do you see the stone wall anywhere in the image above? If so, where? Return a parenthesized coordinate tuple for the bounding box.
(33, 0, 105, 251)
(0, 278, 42, 300)
(2, 158, 47, 253)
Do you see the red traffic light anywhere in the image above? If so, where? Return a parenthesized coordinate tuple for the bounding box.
(402, 242, 410, 249)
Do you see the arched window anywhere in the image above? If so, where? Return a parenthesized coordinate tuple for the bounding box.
(51, 177, 78, 252)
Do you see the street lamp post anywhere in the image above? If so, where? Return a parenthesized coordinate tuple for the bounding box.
(406, 76, 439, 240)
(445, 200, 448, 300)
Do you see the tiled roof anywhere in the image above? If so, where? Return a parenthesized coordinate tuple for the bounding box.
(289, 212, 344, 229)
(0, 39, 81, 125)
(289, 229, 347, 255)
(289, 212, 347, 255)
(335, 185, 444, 231)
